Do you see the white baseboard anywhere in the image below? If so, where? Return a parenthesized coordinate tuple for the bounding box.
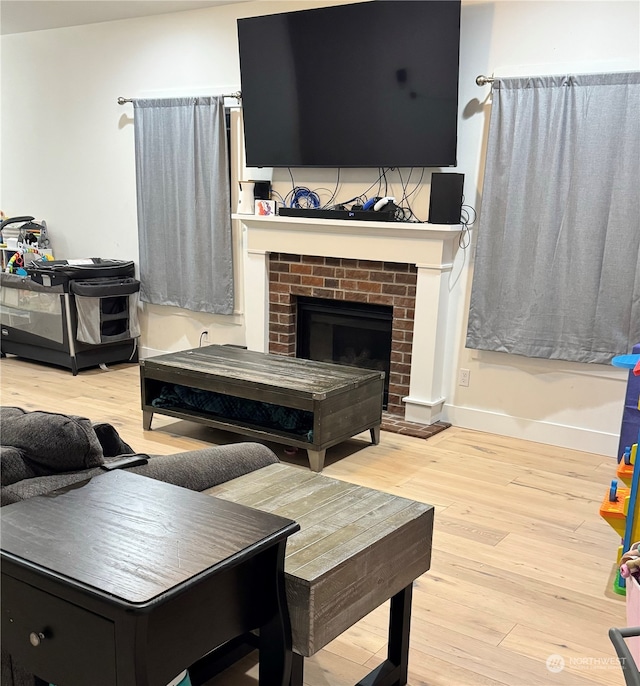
(443, 403, 619, 458)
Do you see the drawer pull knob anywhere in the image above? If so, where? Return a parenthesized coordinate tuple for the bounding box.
(29, 632, 46, 647)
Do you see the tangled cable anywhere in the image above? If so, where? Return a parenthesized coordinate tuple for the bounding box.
(285, 186, 321, 209)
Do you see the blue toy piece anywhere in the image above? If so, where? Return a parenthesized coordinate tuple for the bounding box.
(612, 354, 640, 369)
(610, 479, 619, 502)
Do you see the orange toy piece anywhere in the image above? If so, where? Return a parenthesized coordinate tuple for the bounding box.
(617, 444, 636, 487)
(618, 461, 635, 487)
(601, 486, 631, 538)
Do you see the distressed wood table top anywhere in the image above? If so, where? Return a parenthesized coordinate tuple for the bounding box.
(142, 344, 384, 401)
(207, 462, 434, 656)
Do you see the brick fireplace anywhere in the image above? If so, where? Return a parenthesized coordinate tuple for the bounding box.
(268, 253, 416, 416)
(239, 214, 461, 426)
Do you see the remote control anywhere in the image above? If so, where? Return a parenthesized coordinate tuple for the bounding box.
(101, 455, 149, 470)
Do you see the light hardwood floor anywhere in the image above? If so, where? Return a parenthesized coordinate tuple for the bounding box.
(0, 357, 629, 685)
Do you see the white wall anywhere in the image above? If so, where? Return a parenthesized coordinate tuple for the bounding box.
(1, 0, 638, 455)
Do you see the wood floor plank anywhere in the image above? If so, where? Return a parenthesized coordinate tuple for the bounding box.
(441, 499, 616, 553)
(391, 647, 512, 686)
(416, 555, 623, 654)
(499, 623, 624, 686)
(379, 617, 610, 686)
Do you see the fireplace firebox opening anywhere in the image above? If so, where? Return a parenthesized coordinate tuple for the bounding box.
(296, 296, 393, 408)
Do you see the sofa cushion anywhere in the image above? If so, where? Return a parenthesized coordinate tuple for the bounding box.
(1, 468, 104, 506)
(0, 446, 32, 487)
(1, 406, 105, 475)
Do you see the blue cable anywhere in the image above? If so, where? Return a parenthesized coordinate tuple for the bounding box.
(289, 187, 320, 209)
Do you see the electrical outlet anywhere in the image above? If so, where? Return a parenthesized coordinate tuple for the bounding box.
(458, 368, 470, 387)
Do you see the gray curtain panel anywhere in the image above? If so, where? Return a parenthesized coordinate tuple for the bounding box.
(466, 72, 640, 363)
(133, 97, 234, 314)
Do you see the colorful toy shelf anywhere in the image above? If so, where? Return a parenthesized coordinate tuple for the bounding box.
(601, 349, 640, 594)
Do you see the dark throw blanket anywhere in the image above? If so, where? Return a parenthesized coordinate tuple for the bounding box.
(151, 384, 314, 441)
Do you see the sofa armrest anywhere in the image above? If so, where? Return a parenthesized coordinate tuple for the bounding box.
(1, 443, 280, 506)
(127, 442, 279, 491)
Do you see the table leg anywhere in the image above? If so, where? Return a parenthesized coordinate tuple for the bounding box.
(259, 541, 294, 686)
(386, 583, 412, 685)
(356, 583, 413, 686)
(289, 652, 304, 686)
(306, 449, 326, 472)
(290, 584, 414, 686)
(357, 583, 413, 686)
(143, 409, 153, 430)
(370, 425, 381, 445)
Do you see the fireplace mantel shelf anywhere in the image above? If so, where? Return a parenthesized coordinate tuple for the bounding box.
(236, 214, 462, 266)
(234, 213, 461, 238)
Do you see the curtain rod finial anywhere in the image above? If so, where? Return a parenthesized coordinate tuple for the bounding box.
(476, 75, 494, 87)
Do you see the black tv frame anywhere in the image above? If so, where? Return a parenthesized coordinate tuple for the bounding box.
(237, 1, 461, 169)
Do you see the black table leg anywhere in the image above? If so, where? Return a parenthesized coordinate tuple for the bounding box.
(259, 541, 294, 686)
(289, 652, 304, 686)
(357, 583, 413, 686)
(289, 583, 413, 686)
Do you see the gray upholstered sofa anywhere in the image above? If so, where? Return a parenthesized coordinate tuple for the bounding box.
(0, 405, 280, 686)
(0, 406, 279, 505)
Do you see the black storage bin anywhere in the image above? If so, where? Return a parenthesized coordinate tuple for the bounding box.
(71, 277, 140, 344)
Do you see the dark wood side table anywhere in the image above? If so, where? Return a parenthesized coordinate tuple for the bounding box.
(0, 470, 299, 686)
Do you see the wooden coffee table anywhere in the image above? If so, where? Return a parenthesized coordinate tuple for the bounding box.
(207, 463, 434, 686)
(140, 344, 384, 472)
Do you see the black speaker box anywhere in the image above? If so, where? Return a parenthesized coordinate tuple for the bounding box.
(253, 180, 272, 200)
(428, 173, 464, 224)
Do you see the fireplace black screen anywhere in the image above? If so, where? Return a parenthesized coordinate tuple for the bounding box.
(296, 297, 393, 408)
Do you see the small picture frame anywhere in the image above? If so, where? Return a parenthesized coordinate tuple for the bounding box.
(255, 199, 276, 216)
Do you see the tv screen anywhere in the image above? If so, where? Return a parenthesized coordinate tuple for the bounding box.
(237, 1, 461, 168)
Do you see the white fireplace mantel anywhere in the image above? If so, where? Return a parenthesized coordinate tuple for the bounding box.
(236, 214, 462, 425)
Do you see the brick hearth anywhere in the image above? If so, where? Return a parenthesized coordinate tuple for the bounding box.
(268, 253, 417, 417)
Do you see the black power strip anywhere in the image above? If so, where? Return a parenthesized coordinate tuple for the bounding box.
(278, 207, 396, 222)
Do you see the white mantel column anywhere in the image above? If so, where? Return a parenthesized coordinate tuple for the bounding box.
(244, 247, 269, 353)
(402, 261, 453, 424)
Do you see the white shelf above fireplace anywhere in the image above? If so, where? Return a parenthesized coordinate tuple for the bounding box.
(234, 214, 462, 265)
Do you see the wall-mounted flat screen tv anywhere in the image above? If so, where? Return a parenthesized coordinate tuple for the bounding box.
(237, 1, 461, 168)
